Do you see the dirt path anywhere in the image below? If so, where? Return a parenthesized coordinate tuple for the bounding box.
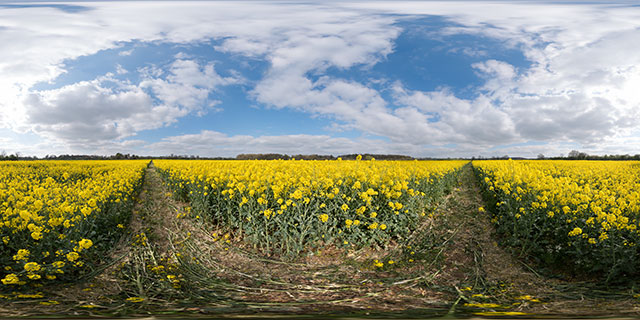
(3, 163, 640, 317)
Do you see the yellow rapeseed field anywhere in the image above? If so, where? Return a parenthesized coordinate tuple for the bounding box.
(155, 158, 466, 255)
(1, 160, 147, 287)
(474, 160, 640, 278)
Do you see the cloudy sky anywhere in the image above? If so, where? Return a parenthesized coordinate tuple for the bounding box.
(1, 1, 639, 158)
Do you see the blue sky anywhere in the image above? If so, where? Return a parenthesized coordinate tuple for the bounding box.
(1, 1, 640, 158)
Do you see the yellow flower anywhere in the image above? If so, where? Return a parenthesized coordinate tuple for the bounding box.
(13, 249, 30, 261)
(66, 252, 80, 262)
(126, 297, 145, 303)
(1, 274, 20, 285)
(79, 239, 93, 250)
(319, 214, 329, 223)
(568, 227, 582, 237)
(24, 262, 41, 272)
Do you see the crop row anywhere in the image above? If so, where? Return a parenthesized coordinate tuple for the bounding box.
(474, 160, 640, 280)
(1, 160, 147, 287)
(155, 159, 466, 255)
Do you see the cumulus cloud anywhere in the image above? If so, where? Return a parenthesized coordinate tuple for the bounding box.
(391, 83, 517, 147)
(143, 130, 428, 157)
(2, 1, 640, 156)
(23, 78, 179, 146)
(344, 1, 640, 151)
(21, 57, 238, 147)
(0, 1, 403, 154)
(246, 1, 640, 152)
(140, 58, 241, 114)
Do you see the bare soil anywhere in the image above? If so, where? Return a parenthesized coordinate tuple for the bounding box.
(2, 163, 640, 318)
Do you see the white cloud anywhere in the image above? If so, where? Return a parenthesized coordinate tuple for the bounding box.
(143, 130, 432, 157)
(391, 84, 517, 147)
(140, 58, 241, 114)
(2, 1, 640, 156)
(22, 78, 181, 146)
(342, 1, 640, 151)
(118, 49, 133, 56)
(20, 57, 240, 148)
(0, 1, 402, 154)
(115, 64, 128, 75)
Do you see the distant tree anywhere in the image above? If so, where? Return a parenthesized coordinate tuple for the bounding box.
(567, 150, 588, 160)
(236, 153, 290, 160)
(537, 153, 545, 159)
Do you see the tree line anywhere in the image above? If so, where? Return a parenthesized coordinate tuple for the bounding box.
(235, 153, 416, 160)
(2, 150, 639, 161)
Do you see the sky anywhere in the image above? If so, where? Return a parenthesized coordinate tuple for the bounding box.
(1, 1, 640, 158)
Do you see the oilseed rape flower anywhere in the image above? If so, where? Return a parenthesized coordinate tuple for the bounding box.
(568, 227, 582, 237)
(13, 249, 30, 261)
(1, 160, 146, 287)
(475, 160, 640, 278)
(79, 239, 93, 250)
(1, 274, 19, 285)
(23, 262, 41, 272)
(155, 159, 466, 255)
